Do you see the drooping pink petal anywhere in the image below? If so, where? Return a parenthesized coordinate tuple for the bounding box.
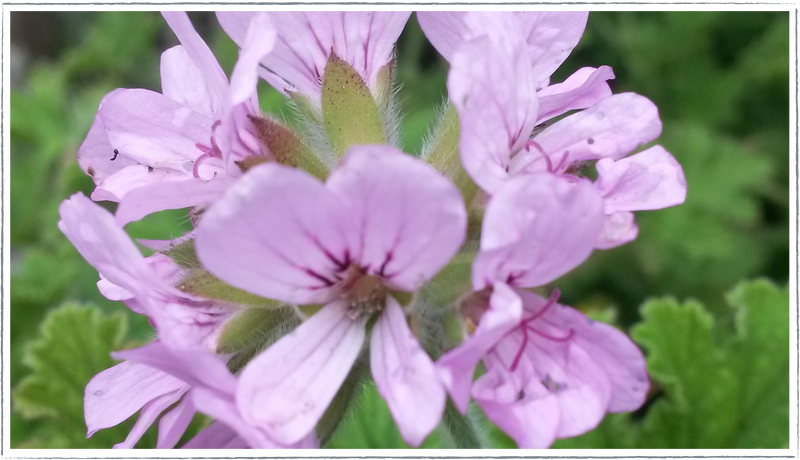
(161, 12, 228, 116)
(58, 193, 182, 300)
(84, 361, 185, 437)
(217, 12, 410, 105)
(326, 145, 467, 291)
(182, 421, 249, 449)
(195, 163, 350, 305)
(436, 282, 522, 413)
(471, 352, 560, 449)
(370, 296, 445, 447)
(98, 88, 214, 168)
(514, 93, 662, 175)
(518, 290, 649, 413)
(595, 145, 687, 214)
(472, 174, 604, 291)
(160, 45, 217, 118)
(114, 388, 186, 449)
(448, 13, 538, 194)
(113, 341, 237, 395)
(536, 66, 615, 124)
(595, 211, 639, 249)
(115, 175, 232, 226)
(236, 300, 365, 445)
(516, 12, 589, 86)
(157, 396, 197, 449)
(228, 12, 276, 106)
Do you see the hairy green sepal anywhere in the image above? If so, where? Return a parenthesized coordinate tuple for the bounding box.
(424, 103, 477, 204)
(321, 52, 386, 157)
(245, 115, 328, 180)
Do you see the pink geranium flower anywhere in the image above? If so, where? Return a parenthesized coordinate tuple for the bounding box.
(194, 145, 467, 446)
(436, 173, 649, 448)
(420, 11, 686, 248)
(78, 12, 276, 225)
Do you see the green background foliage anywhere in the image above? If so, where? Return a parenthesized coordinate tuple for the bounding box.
(9, 11, 790, 448)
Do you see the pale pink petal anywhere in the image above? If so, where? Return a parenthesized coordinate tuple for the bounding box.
(115, 176, 232, 226)
(416, 12, 468, 62)
(157, 396, 196, 449)
(58, 193, 182, 299)
(595, 145, 687, 213)
(98, 89, 214, 169)
(595, 211, 639, 249)
(161, 12, 227, 116)
(113, 341, 237, 395)
(114, 388, 186, 449)
(182, 421, 249, 449)
(218, 12, 409, 105)
(85, 361, 185, 437)
(370, 296, 445, 447)
(471, 352, 560, 448)
(77, 90, 139, 190)
(472, 174, 604, 290)
(519, 290, 649, 413)
(90, 164, 187, 203)
(515, 93, 662, 175)
(195, 164, 350, 305)
(161, 45, 216, 118)
(516, 12, 589, 86)
(449, 14, 538, 194)
(436, 282, 522, 413)
(236, 300, 365, 445)
(536, 66, 615, 123)
(228, 13, 276, 106)
(326, 146, 467, 291)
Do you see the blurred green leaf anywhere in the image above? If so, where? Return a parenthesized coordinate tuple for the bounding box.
(631, 279, 789, 448)
(13, 303, 150, 448)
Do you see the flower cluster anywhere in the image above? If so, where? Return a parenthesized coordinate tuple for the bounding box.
(59, 11, 686, 449)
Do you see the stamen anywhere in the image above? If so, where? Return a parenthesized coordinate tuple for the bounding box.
(509, 329, 528, 372)
(521, 289, 561, 324)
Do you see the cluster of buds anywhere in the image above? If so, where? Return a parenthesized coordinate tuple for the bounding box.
(59, 11, 686, 449)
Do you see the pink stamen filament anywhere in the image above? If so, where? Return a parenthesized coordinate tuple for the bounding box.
(508, 289, 571, 372)
(193, 120, 224, 179)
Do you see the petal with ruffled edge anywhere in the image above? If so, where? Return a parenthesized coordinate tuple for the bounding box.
(596, 211, 639, 250)
(236, 300, 365, 445)
(161, 12, 228, 116)
(536, 66, 614, 124)
(416, 12, 469, 62)
(371, 296, 445, 447)
(89, 164, 187, 203)
(326, 145, 467, 292)
(472, 174, 604, 291)
(142, 297, 233, 352)
(84, 361, 185, 437)
(436, 282, 522, 413)
(595, 145, 687, 214)
(515, 93, 662, 175)
(228, 13, 276, 106)
(448, 12, 538, 194)
(518, 290, 649, 413)
(195, 163, 351, 305)
(217, 12, 410, 105)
